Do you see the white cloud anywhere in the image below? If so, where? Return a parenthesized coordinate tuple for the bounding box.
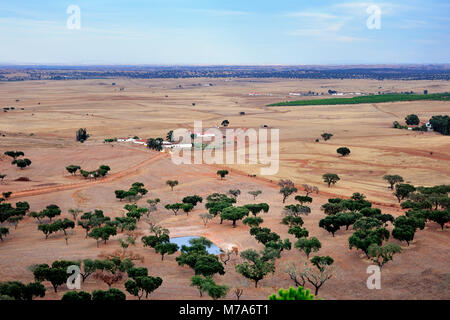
(188, 9, 248, 16)
(0, 17, 58, 27)
(333, 2, 409, 15)
(328, 21, 347, 32)
(289, 21, 347, 37)
(286, 12, 338, 19)
(335, 35, 367, 42)
(288, 28, 366, 42)
(397, 19, 428, 29)
(286, 9, 361, 42)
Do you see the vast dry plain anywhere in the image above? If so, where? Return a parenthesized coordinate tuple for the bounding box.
(0, 78, 449, 300)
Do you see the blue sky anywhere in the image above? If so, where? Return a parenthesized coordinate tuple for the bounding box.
(0, 0, 449, 65)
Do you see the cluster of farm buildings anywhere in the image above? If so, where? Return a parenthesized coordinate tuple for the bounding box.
(116, 137, 191, 149)
(115, 130, 221, 150)
(408, 122, 434, 131)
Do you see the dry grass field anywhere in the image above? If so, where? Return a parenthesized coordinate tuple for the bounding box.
(0, 78, 449, 300)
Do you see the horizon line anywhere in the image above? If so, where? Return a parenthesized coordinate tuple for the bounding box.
(1, 63, 449, 68)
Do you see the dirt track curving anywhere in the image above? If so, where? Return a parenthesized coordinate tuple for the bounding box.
(9, 152, 166, 199)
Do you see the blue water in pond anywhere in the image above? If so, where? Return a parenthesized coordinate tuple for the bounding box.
(170, 236, 221, 255)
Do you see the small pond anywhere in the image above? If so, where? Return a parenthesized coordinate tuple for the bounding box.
(170, 236, 222, 255)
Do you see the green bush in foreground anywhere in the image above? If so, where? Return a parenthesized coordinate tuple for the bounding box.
(269, 286, 317, 300)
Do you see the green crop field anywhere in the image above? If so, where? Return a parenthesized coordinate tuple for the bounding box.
(267, 92, 450, 106)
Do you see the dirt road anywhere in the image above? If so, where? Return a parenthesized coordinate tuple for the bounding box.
(9, 152, 166, 199)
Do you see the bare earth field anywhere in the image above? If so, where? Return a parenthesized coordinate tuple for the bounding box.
(0, 78, 449, 300)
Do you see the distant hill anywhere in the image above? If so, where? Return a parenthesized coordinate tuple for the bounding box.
(0, 65, 449, 81)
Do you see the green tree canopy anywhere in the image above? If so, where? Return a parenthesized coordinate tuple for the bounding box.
(182, 195, 203, 207)
(280, 186, 298, 203)
(349, 227, 390, 257)
(61, 291, 92, 301)
(217, 170, 229, 179)
(92, 288, 126, 301)
(166, 180, 179, 190)
(0, 281, 45, 300)
(125, 270, 163, 300)
(220, 206, 249, 227)
(194, 255, 225, 277)
(165, 203, 183, 216)
(321, 133, 333, 141)
(235, 249, 276, 288)
(394, 184, 416, 203)
(405, 114, 420, 125)
(228, 189, 241, 199)
(295, 195, 313, 205)
(294, 237, 321, 258)
(4, 151, 24, 160)
(368, 243, 402, 269)
(323, 173, 340, 188)
(429, 115, 450, 135)
(243, 216, 264, 228)
(88, 225, 117, 247)
(244, 203, 269, 216)
(319, 215, 341, 237)
(65, 165, 81, 175)
(248, 190, 262, 200)
(337, 147, 351, 157)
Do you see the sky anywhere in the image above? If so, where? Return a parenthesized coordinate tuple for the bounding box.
(0, 0, 449, 65)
